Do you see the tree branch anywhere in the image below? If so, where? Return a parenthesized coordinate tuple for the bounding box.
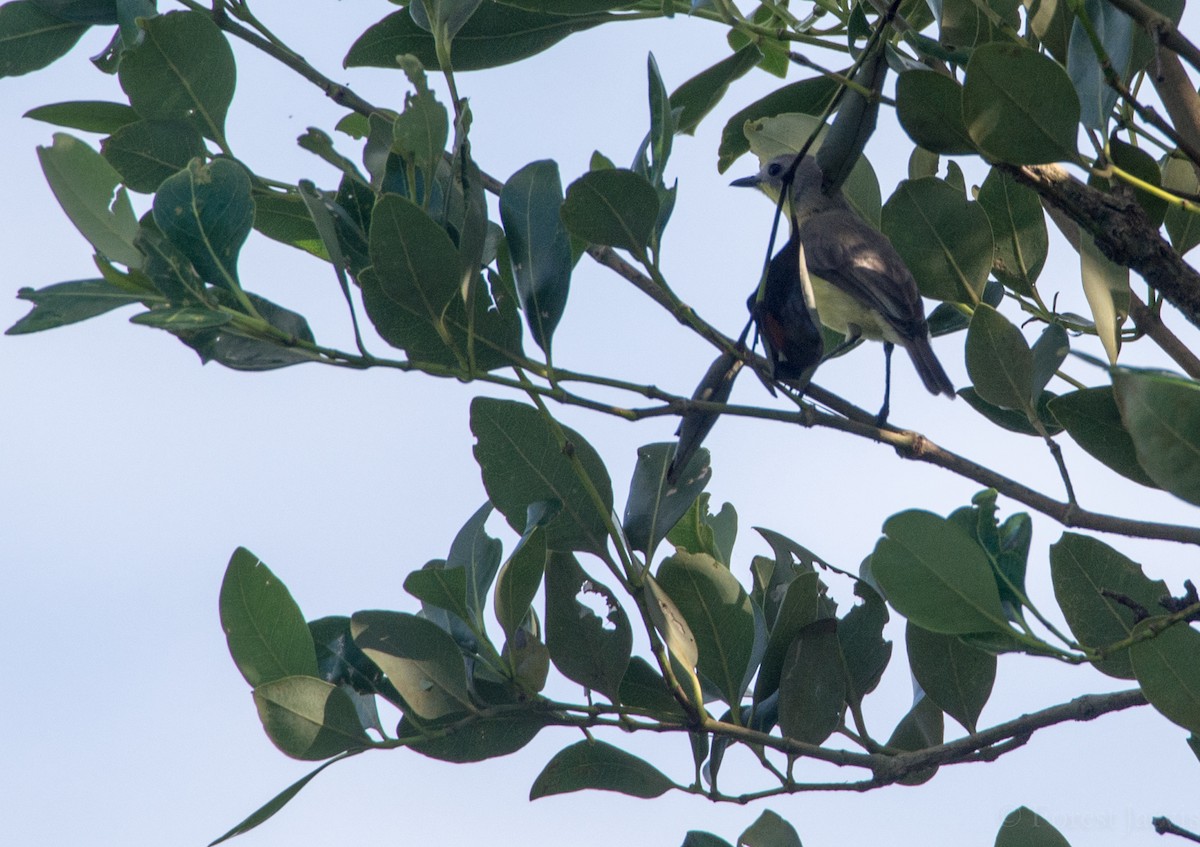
(1009, 163, 1200, 330)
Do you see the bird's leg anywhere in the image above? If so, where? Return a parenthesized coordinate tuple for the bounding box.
(876, 342, 894, 427)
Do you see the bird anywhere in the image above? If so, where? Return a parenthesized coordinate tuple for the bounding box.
(731, 153, 954, 423)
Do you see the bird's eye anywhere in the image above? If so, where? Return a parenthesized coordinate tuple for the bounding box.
(767, 163, 783, 177)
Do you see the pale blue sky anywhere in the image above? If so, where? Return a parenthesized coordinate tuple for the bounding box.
(2, 4, 1199, 846)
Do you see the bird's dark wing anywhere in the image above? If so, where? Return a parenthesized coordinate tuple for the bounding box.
(798, 210, 928, 339)
(747, 230, 825, 383)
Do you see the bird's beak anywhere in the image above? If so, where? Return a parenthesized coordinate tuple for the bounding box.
(729, 174, 760, 188)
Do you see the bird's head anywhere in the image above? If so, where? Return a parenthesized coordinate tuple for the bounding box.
(730, 154, 822, 203)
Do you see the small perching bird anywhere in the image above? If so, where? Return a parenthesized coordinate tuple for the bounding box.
(732, 153, 955, 423)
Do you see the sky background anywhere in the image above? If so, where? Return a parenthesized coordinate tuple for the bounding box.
(2, 2, 1199, 845)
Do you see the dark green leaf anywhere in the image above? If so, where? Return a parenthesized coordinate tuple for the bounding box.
(977, 167, 1048, 295)
(399, 710, 547, 762)
(530, 739, 674, 800)
(1048, 387, 1158, 486)
(895, 70, 975, 155)
(253, 677, 372, 760)
(778, 619, 846, 745)
(561, 168, 659, 254)
(940, 0, 1020, 48)
(404, 566, 472, 625)
(179, 292, 317, 371)
(495, 525, 548, 642)
(471, 398, 613, 555)
(717, 75, 840, 172)
(7, 278, 142, 334)
(130, 305, 231, 329)
(1068, 0, 1131, 131)
(1026, 0, 1073, 62)
(881, 176, 993, 304)
(886, 693, 944, 785)
(499, 159, 572, 355)
(25, 99, 139, 133)
(253, 190, 326, 258)
(666, 492, 733, 565)
(29, 0, 116, 23)
(682, 832, 734, 847)
(351, 610, 474, 719)
(411, 0, 484, 39)
(963, 43, 1080, 164)
(391, 63, 449, 178)
(870, 510, 1010, 634)
(544, 552, 631, 701)
(1109, 139, 1167, 226)
(754, 572, 826, 704)
(208, 755, 351, 846)
(37, 132, 142, 267)
(1112, 368, 1200, 505)
(670, 43, 761, 136)
(906, 623, 995, 733)
(966, 304, 1035, 414)
(0, 0, 86, 77)
(995, 807, 1073, 847)
(152, 158, 253, 290)
(220, 547, 318, 687)
(624, 441, 709, 558)
(738, 809, 802, 847)
(309, 616, 395, 700)
(1050, 532, 1169, 678)
(446, 502, 504, 624)
(118, 10, 235, 142)
(345, 5, 611, 71)
(1030, 324, 1068, 400)
(958, 386, 1061, 436)
(618, 656, 685, 717)
(102, 119, 206, 193)
(838, 581, 892, 702)
(657, 550, 757, 708)
(1163, 155, 1200, 255)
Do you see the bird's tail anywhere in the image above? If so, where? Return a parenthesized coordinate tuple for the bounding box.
(902, 337, 955, 397)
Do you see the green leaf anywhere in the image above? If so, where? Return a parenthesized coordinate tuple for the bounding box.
(777, 618, 846, 745)
(37, 132, 142, 267)
(494, 524, 547, 642)
(881, 176, 993, 304)
(529, 739, 674, 800)
(838, 580, 892, 702)
(1080, 233, 1129, 365)
(410, 0, 484, 39)
(940, 0, 1020, 48)
(754, 572, 826, 704)
(966, 304, 1035, 414)
(101, 119, 207, 193)
(618, 656, 685, 717)
(219, 547, 319, 687)
(738, 810, 802, 847)
(1109, 139, 1167, 226)
(666, 492, 734, 565)
(309, 616, 396, 702)
(471, 398, 613, 555)
(1026, 0, 1073, 62)
(25, 100, 139, 133)
(1112, 368, 1200, 505)
(118, 10, 236, 143)
(870, 510, 1009, 634)
(644, 571, 701, 699)
(6, 278, 142, 334)
(1048, 387, 1158, 486)
(253, 190, 326, 258)
(995, 806, 1073, 847)
(1050, 532, 1168, 678)
(29, 0, 118, 24)
(404, 566, 472, 625)
(886, 693, 944, 785)
(717, 75, 840, 172)
(391, 63, 449, 178)
(958, 386, 1061, 436)
(0, 0, 86, 78)
(623, 441, 709, 558)
(561, 168, 659, 254)
(977, 167, 1048, 295)
(399, 710, 547, 762)
(446, 502, 504, 625)
(152, 158, 253, 290)
(906, 624, 995, 733)
(544, 552, 631, 701)
(1030, 323, 1069, 400)
(351, 610, 474, 719)
(208, 755, 351, 846)
(344, 5, 611, 71)
(1163, 154, 1200, 255)
(656, 550, 757, 708)
(670, 43, 762, 136)
(252, 676, 372, 760)
(130, 305, 231, 330)
(895, 71, 975, 155)
(1068, 0, 1132, 130)
(499, 159, 573, 355)
(963, 43, 1080, 164)
(175, 292, 317, 371)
